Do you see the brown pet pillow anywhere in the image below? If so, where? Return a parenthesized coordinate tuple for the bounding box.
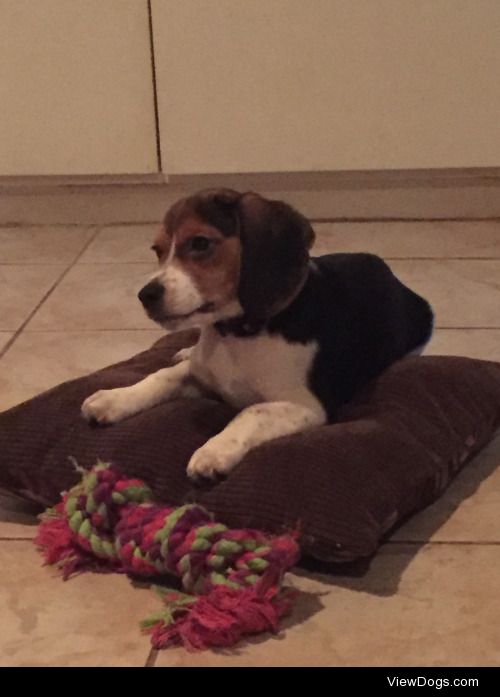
(1, 330, 500, 562)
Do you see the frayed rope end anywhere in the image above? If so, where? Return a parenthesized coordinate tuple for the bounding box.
(142, 583, 298, 652)
(35, 504, 112, 579)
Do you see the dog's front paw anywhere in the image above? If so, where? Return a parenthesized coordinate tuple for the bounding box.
(172, 347, 194, 364)
(81, 388, 137, 424)
(187, 437, 244, 481)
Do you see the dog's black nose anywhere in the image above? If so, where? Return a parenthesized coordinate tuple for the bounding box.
(138, 280, 164, 308)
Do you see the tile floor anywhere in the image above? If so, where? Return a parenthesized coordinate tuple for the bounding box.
(1, 214, 500, 666)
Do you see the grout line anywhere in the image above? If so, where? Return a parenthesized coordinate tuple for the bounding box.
(0, 227, 101, 360)
(0, 261, 106, 266)
(0, 222, 157, 229)
(65, 257, 500, 264)
(386, 540, 500, 546)
(1, 537, 499, 546)
(4, 327, 161, 333)
(4, 258, 500, 267)
(382, 257, 500, 261)
(8, 324, 500, 332)
(144, 647, 158, 668)
(147, 0, 162, 173)
(0, 222, 100, 229)
(328, 256, 500, 261)
(312, 216, 500, 223)
(4, 324, 500, 334)
(17, 328, 164, 333)
(2, 217, 500, 229)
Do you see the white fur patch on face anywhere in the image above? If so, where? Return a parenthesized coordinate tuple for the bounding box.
(142, 238, 242, 330)
(162, 261, 204, 315)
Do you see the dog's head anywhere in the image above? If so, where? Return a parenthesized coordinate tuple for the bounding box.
(138, 189, 315, 331)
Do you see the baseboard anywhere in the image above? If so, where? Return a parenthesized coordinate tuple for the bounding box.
(1, 168, 500, 225)
(0, 173, 167, 191)
(169, 167, 500, 191)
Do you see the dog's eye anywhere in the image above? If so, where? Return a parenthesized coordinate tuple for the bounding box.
(189, 236, 213, 254)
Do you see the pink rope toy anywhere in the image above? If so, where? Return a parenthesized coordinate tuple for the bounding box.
(35, 461, 300, 651)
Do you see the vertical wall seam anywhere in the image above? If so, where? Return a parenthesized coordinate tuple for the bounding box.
(147, 0, 163, 173)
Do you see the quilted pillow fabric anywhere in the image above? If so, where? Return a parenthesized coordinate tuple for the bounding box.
(1, 330, 499, 562)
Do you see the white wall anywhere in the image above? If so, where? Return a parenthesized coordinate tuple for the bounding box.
(152, 0, 500, 174)
(0, 0, 157, 175)
(1, 1, 499, 176)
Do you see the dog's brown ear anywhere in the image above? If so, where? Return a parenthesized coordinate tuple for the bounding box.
(237, 193, 315, 324)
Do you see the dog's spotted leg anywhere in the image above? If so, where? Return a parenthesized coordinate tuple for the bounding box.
(187, 398, 326, 480)
(82, 360, 200, 424)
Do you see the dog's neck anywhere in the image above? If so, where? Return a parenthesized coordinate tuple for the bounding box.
(214, 315, 264, 338)
(213, 259, 317, 339)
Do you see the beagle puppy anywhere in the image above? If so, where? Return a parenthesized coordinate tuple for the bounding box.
(82, 189, 434, 480)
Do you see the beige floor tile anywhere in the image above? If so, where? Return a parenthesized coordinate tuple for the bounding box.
(313, 220, 500, 258)
(0, 541, 159, 666)
(78, 225, 158, 263)
(0, 265, 65, 330)
(156, 544, 500, 667)
(0, 332, 13, 352)
(0, 227, 95, 264)
(425, 329, 500, 361)
(0, 329, 163, 411)
(0, 494, 39, 539)
(389, 259, 500, 328)
(391, 435, 500, 543)
(28, 263, 156, 330)
(84, 220, 500, 265)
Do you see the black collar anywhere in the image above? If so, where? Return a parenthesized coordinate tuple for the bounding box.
(214, 315, 264, 337)
(214, 260, 318, 338)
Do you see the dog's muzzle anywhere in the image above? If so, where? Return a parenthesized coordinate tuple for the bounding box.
(138, 280, 164, 312)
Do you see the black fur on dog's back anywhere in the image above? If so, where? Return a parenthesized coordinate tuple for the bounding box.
(267, 253, 434, 419)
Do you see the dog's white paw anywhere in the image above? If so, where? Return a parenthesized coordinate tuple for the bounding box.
(81, 388, 137, 424)
(187, 437, 244, 480)
(172, 347, 194, 364)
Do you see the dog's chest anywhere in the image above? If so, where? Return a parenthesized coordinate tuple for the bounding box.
(190, 327, 317, 409)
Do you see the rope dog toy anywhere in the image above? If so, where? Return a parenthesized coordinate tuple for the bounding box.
(35, 462, 300, 651)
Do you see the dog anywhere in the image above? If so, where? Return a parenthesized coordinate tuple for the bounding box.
(82, 189, 434, 480)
